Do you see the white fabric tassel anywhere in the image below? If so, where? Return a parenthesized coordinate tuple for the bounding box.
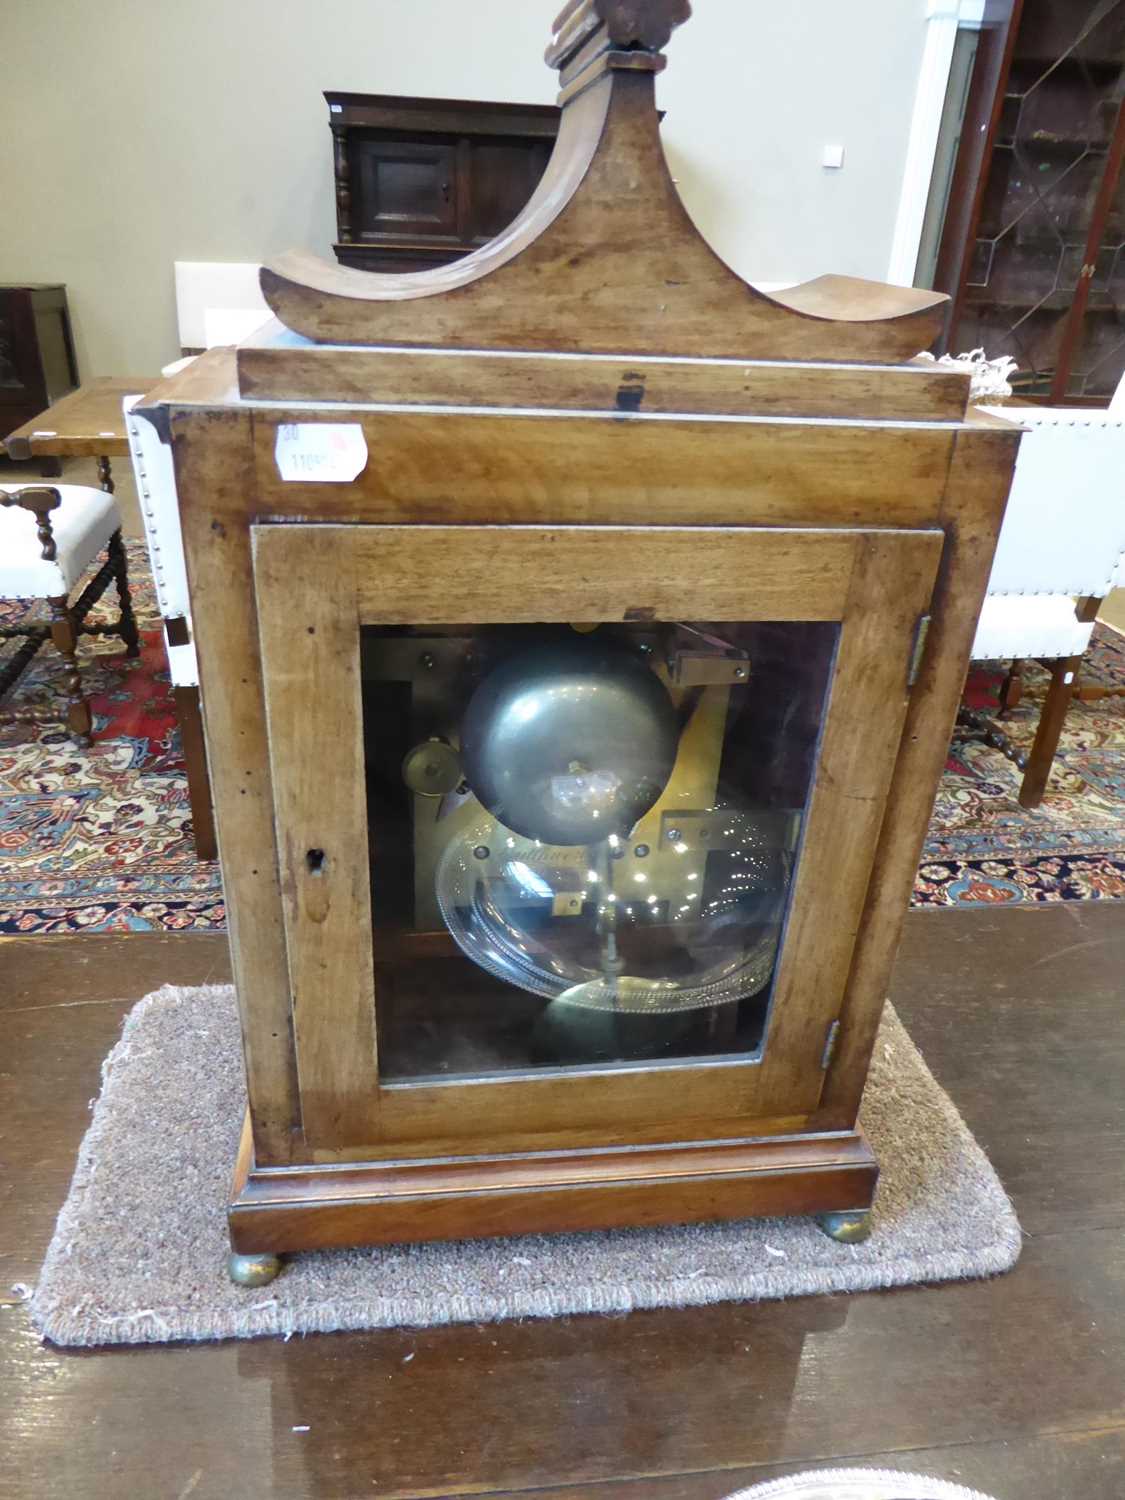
(915, 347, 1019, 400)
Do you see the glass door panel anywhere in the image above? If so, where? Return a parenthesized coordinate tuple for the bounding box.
(362, 620, 837, 1083)
(251, 520, 942, 1151)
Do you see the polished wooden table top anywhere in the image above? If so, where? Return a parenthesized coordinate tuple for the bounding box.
(3, 902, 1125, 1497)
(2, 375, 156, 460)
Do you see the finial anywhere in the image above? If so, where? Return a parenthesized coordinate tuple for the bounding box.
(547, 0, 691, 100)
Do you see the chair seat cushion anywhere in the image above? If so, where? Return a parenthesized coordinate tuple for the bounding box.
(0, 485, 121, 598)
(971, 593, 1095, 662)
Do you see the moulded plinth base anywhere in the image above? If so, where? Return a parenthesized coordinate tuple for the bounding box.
(228, 1118, 878, 1256)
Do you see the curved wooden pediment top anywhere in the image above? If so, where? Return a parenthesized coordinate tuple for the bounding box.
(261, 2, 948, 363)
(774, 276, 948, 325)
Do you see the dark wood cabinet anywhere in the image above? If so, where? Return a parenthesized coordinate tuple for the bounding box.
(934, 0, 1125, 403)
(0, 285, 79, 443)
(326, 92, 560, 273)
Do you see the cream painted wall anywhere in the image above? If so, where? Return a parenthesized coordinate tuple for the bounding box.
(0, 0, 932, 376)
(1101, 592, 1125, 633)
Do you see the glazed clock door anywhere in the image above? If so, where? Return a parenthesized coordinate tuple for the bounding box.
(252, 522, 942, 1155)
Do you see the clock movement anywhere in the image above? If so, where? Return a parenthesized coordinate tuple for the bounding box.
(140, 0, 1020, 1285)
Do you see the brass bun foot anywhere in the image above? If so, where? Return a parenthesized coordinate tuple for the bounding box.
(817, 1209, 873, 1245)
(228, 1251, 284, 1287)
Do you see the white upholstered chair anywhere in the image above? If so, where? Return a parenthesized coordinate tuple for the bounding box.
(123, 396, 195, 688)
(122, 395, 215, 858)
(964, 403, 1125, 807)
(121, 301, 268, 859)
(0, 482, 139, 739)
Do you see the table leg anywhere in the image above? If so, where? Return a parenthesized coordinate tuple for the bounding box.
(173, 684, 218, 861)
(97, 454, 114, 494)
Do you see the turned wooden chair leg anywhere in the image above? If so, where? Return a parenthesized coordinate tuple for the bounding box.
(997, 658, 1023, 715)
(47, 596, 93, 741)
(107, 529, 141, 657)
(1018, 653, 1081, 810)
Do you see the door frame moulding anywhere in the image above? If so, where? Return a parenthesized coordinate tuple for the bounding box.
(887, 0, 988, 289)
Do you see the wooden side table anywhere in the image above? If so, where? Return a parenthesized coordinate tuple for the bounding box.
(2, 376, 148, 493)
(2, 377, 217, 861)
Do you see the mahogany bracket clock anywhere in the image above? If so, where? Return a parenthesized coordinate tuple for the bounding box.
(142, 0, 1019, 1286)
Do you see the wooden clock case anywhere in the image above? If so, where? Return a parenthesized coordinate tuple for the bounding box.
(139, 0, 1020, 1278)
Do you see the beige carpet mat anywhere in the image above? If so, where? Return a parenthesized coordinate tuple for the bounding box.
(27, 984, 1021, 1346)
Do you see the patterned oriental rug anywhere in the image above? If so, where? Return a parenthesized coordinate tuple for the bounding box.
(1, 540, 1123, 933)
(919, 630, 1125, 907)
(0, 542, 222, 934)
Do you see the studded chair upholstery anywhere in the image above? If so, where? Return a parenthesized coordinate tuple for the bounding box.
(964, 403, 1125, 808)
(123, 396, 196, 691)
(0, 483, 139, 739)
(122, 396, 215, 859)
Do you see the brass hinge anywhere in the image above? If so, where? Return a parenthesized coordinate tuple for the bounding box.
(907, 614, 932, 689)
(820, 1019, 841, 1071)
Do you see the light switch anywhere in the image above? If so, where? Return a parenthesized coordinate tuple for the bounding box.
(822, 144, 845, 169)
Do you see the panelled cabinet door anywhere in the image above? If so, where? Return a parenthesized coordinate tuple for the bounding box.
(252, 523, 942, 1157)
(354, 137, 459, 241)
(468, 138, 553, 241)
